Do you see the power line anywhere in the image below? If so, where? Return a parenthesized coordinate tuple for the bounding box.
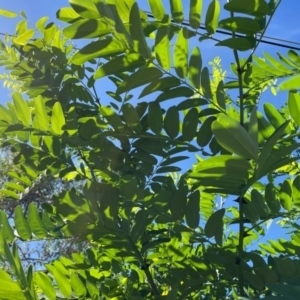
(145, 12, 300, 52)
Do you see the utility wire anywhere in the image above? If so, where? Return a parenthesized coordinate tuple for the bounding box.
(145, 12, 300, 51)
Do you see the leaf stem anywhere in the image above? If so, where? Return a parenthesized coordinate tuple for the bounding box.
(127, 235, 160, 297)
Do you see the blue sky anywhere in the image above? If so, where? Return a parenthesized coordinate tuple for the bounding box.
(0, 1, 300, 246)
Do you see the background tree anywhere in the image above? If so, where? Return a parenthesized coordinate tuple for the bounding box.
(0, 0, 300, 299)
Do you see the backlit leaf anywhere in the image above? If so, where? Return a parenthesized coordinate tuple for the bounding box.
(14, 206, 31, 240)
(69, 0, 100, 19)
(264, 103, 285, 129)
(188, 47, 202, 89)
(174, 28, 188, 79)
(12, 92, 31, 127)
(63, 19, 111, 39)
(288, 91, 300, 126)
(155, 25, 171, 70)
(34, 96, 48, 131)
(13, 29, 35, 45)
(100, 106, 124, 132)
(205, 0, 220, 35)
(170, 0, 184, 23)
(148, 0, 165, 21)
(56, 7, 81, 23)
(278, 74, 300, 90)
(293, 175, 300, 207)
(0, 9, 18, 18)
(51, 102, 65, 135)
(35, 273, 56, 300)
(224, 0, 269, 16)
(130, 2, 151, 59)
(27, 203, 48, 238)
(189, 0, 202, 29)
(72, 38, 126, 65)
(212, 114, 258, 161)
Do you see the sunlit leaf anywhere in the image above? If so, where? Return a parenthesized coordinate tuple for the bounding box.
(12, 92, 31, 127)
(69, 0, 100, 19)
(279, 179, 292, 211)
(189, 0, 202, 29)
(0, 9, 18, 18)
(155, 25, 171, 70)
(219, 17, 261, 34)
(287, 91, 300, 126)
(51, 102, 65, 135)
(205, 0, 220, 35)
(170, 0, 184, 23)
(148, 0, 165, 21)
(174, 28, 188, 79)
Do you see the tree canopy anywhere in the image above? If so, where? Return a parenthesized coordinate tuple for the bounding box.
(1, 0, 300, 299)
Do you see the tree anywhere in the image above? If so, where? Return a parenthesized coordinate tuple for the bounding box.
(0, 0, 300, 299)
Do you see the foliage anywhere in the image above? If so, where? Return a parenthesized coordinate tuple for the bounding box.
(0, 0, 300, 299)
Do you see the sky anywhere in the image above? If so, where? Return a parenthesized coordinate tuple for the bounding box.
(0, 0, 300, 247)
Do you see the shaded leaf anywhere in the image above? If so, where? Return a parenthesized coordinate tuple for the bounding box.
(204, 208, 225, 246)
(12, 93, 31, 127)
(216, 37, 252, 51)
(205, 0, 220, 35)
(170, 0, 184, 23)
(164, 106, 179, 138)
(185, 190, 200, 228)
(148, 102, 163, 134)
(188, 47, 202, 89)
(182, 108, 199, 142)
(148, 0, 165, 21)
(69, 0, 100, 19)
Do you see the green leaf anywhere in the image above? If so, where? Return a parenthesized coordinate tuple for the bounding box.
(256, 122, 289, 178)
(70, 273, 87, 298)
(279, 179, 292, 211)
(46, 264, 72, 298)
(251, 189, 269, 218)
(177, 98, 208, 110)
(155, 25, 171, 70)
(69, 0, 100, 19)
(224, 0, 270, 16)
(72, 38, 126, 65)
(205, 0, 220, 35)
(265, 183, 280, 214)
(292, 175, 300, 207)
(267, 283, 300, 299)
(148, 0, 165, 21)
(182, 108, 199, 142)
(34, 95, 48, 131)
(257, 111, 275, 140)
(219, 17, 261, 35)
(13, 29, 35, 45)
(130, 2, 151, 59)
(212, 114, 258, 161)
(0, 211, 14, 242)
(204, 208, 225, 246)
(56, 7, 81, 23)
(156, 86, 194, 102)
(243, 271, 264, 290)
(216, 81, 226, 110)
(164, 106, 179, 138)
(188, 47, 202, 89)
(100, 106, 124, 132)
(148, 102, 163, 134)
(51, 102, 65, 135)
(117, 67, 163, 94)
(170, 190, 187, 220)
(288, 91, 300, 126)
(264, 102, 286, 129)
(216, 37, 252, 51)
(170, 0, 184, 23)
(248, 106, 258, 150)
(120, 174, 137, 200)
(197, 116, 215, 147)
(139, 76, 180, 99)
(189, 0, 202, 29)
(201, 67, 212, 99)
(174, 28, 188, 79)
(94, 53, 144, 80)
(122, 103, 142, 133)
(12, 92, 31, 127)
(278, 74, 300, 90)
(63, 19, 111, 39)
(35, 272, 56, 300)
(141, 237, 171, 254)
(27, 203, 48, 238)
(0, 104, 12, 123)
(0, 9, 18, 18)
(185, 190, 200, 228)
(14, 206, 32, 240)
